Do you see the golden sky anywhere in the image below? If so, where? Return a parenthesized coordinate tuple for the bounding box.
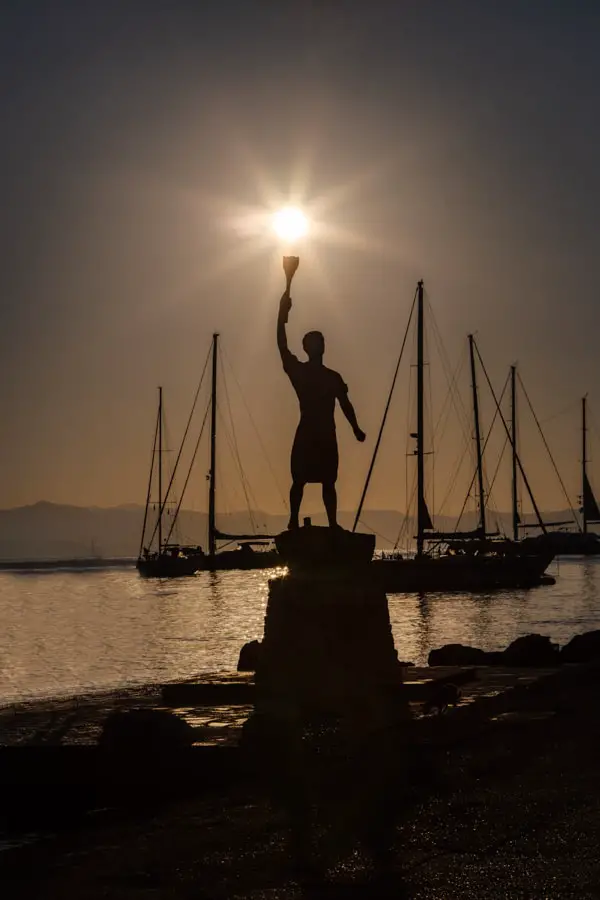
(1, 1, 600, 521)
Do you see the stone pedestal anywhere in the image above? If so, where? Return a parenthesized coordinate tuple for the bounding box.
(255, 573, 406, 725)
(275, 524, 375, 571)
(244, 571, 411, 875)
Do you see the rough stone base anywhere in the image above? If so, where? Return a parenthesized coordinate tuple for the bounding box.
(255, 573, 408, 723)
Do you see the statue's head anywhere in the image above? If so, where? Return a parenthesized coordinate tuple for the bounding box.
(302, 330, 325, 360)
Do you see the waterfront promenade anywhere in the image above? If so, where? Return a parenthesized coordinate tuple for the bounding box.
(4, 661, 600, 897)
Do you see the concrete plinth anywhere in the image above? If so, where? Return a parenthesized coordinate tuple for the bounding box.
(275, 524, 375, 571)
(245, 572, 411, 871)
(254, 573, 408, 725)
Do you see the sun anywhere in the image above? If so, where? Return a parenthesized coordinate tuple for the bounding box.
(272, 206, 309, 242)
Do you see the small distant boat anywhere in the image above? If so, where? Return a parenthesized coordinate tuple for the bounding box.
(520, 396, 600, 557)
(137, 335, 280, 577)
(523, 530, 600, 556)
(136, 386, 208, 577)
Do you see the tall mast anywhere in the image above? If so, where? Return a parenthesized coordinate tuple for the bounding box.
(511, 365, 519, 542)
(582, 395, 588, 534)
(158, 385, 163, 553)
(138, 396, 160, 560)
(468, 334, 486, 538)
(416, 280, 426, 557)
(208, 333, 219, 557)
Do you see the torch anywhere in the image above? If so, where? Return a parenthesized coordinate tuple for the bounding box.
(283, 255, 299, 296)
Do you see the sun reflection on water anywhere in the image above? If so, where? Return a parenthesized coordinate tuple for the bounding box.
(0, 558, 598, 703)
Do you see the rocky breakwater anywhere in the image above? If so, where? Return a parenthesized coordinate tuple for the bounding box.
(428, 629, 600, 668)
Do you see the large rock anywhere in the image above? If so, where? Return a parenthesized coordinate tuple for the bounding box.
(429, 635, 562, 668)
(561, 630, 600, 664)
(428, 644, 489, 667)
(99, 708, 195, 752)
(237, 639, 262, 672)
(502, 633, 560, 667)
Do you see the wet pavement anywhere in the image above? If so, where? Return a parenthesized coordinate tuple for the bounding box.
(4, 663, 600, 897)
(0, 667, 557, 746)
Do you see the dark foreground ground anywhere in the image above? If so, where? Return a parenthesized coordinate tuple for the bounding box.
(4, 663, 600, 899)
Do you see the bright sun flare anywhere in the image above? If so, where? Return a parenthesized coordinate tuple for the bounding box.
(272, 206, 309, 242)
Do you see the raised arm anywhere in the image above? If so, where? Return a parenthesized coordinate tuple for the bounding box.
(277, 293, 292, 362)
(338, 390, 366, 442)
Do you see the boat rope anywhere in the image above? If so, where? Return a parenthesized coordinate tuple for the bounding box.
(138, 402, 160, 558)
(219, 355, 260, 532)
(540, 398, 580, 426)
(216, 408, 256, 531)
(454, 372, 509, 534)
(428, 300, 472, 442)
(425, 303, 479, 525)
(400, 360, 417, 549)
(352, 285, 418, 532)
(353, 518, 397, 548)
(432, 347, 469, 468)
(479, 385, 512, 534)
(517, 372, 580, 531)
(433, 348, 474, 518)
(485, 432, 510, 534)
(587, 404, 600, 448)
(403, 368, 413, 547)
(394, 467, 418, 551)
(220, 345, 289, 512)
(164, 399, 211, 546)
(474, 340, 547, 533)
(146, 346, 212, 550)
(436, 430, 471, 520)
(425, 300, 435, 516)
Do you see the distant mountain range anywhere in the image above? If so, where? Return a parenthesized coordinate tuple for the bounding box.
(0, 501, 585, 560)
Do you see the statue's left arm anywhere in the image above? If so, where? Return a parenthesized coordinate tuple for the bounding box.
(338, 387, 366, 442)
(277, 293, 292, 364)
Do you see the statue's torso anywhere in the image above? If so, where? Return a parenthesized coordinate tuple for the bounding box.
(283, 354, 347, 433)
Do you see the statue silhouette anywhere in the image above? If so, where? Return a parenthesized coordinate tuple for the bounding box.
(277, 292, 365, 529)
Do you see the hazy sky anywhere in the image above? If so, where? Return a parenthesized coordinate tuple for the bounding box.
(2, 0, 600, 522)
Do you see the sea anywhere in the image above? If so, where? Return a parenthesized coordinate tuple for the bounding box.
(1, 557, 599, 706)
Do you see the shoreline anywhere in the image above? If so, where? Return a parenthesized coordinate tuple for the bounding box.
(0, 663, 564, 749)
(0, 557, 136, 571)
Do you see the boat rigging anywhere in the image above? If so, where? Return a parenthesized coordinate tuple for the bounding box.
(137, 334, 282, 576)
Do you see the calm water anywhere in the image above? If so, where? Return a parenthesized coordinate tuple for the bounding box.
(1, 557, 599, 705)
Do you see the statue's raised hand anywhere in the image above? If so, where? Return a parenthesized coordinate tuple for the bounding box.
(279, 293, 292, 322)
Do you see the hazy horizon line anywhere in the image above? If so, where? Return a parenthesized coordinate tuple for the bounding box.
(0, 498, 582, 521)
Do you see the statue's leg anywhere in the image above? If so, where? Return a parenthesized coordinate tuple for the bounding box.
(289, 481, 304, 529)
(322, 481, 337, 528)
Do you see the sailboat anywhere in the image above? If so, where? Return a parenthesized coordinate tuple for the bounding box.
(360, 280, 554, 592)
(137, 335, 281, 577)
(136, 386, 207, 577)
(200, 333, 281, 571)
(520, 396, 600, 556)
